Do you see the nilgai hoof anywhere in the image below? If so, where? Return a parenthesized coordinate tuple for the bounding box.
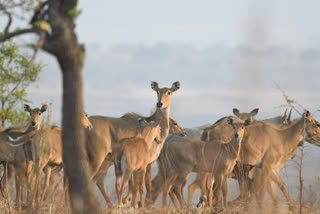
(197, 201, 206, 208)
(196, 197, 207, 208)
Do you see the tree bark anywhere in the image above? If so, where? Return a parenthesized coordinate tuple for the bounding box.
(60, 59, 100, 213)
(49, 2, 101, 211)
(44, 1, 101, 212)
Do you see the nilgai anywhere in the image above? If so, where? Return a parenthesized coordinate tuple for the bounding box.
(149, 108, 258, 208)
(120, 117, 186, 205)
(0, 130, 29, 206)
(7, 107, 93, 210)
(161, 118, 250, 208)
(115, 112, 161, 208)
(0, 104, 48, 206)
(194, 109, 291, 208)
(188, 108, 260, 208)
(84, 81, 180, 207)
(233, 110, 320, 210)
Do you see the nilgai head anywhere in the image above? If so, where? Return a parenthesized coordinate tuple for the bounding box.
(169, 118, 186, 136)
(82, 112, 93, 130)
(24, 104, 47, 129)
(227, 118, 251, 142)
(138, 114, 162, 144)
(303, 110, 320, 146)
(151, 81, 180, 109)
(233, 108, 259, 123)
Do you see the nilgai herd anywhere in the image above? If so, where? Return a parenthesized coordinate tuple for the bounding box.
(0, 81, 320, 212)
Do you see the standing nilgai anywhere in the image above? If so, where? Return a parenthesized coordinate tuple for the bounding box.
(161, 118, 250, 209)
(6, 105, 93, 211)
(84, 81, 180, 207)
(149, 108, 258, 209)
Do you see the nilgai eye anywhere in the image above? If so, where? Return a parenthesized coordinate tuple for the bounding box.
(39, 113, 41, 115)
(167, 91, 171, 95)
(173, 122, 177, 125)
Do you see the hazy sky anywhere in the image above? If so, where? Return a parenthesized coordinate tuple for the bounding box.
(3, 0, 317, 127)
(76, 0, 320, 49)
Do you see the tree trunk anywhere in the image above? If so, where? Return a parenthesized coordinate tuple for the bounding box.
(58, 51, 101, 213)
(42, 1, 102, 212)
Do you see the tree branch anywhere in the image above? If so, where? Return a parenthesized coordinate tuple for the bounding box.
(0, 27, 40, 43)
(274, 82, 304, 115)
(0, 1, 30, 10)
(3, 10, 12, 35)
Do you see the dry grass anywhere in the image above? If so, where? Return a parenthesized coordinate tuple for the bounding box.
(1, 169, 320, 214)
(1, 197, 320, 214)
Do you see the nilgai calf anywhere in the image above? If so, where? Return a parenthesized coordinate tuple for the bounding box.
(189, 108, 259, 208)
(115, 113, 161, 208)
(120, 118, 186, 205)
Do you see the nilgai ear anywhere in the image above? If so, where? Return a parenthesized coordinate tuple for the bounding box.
(227, 118, 233, 125)
(151, 81, 159, 91)
(24, 104, 31, 112)
(41, 104, 48, 112)
(233, 108, 240, 117)
(171, 81, 180, 92)
(170, 118, 178, 125)
(250, 108, 259, 116)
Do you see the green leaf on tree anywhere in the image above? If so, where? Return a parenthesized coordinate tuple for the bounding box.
(0, 42, 42, 127)
(67, 7, 82, 19)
